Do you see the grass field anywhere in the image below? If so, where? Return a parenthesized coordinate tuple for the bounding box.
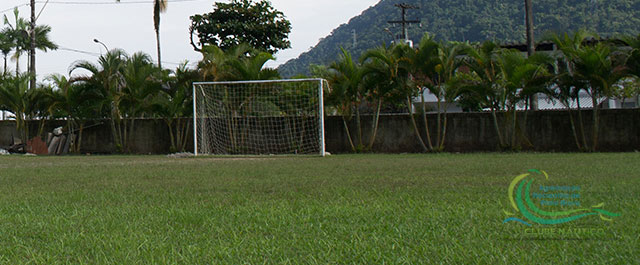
(0, 153, 638, 264)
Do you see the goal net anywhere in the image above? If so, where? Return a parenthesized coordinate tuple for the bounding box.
(193, 79, 326, 156)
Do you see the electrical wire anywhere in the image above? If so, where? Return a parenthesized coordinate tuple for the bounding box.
(2, 0, 205, 14)
(58, 46, 195, 66)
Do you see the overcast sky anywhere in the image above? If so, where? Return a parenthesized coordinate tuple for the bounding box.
(1, 0, 379, 80)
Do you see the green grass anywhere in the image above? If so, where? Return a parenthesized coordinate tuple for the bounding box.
(0, 153, 638, 264)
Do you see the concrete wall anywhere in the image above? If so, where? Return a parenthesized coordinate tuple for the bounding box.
(0, 109, 638, 154)
(327, 109, 640, 153)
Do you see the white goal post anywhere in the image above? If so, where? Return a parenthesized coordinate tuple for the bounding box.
(193, 79, 326, 156)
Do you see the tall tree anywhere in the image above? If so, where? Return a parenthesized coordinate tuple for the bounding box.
(30, 0, 35, 89)
(3, 8, 29, 76)
(3, 8, 57, 76)
(0, 29, 13, 74)
(117, 0, 166, 68)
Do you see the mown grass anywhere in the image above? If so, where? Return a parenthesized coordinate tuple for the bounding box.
(0, 153, 638, 264)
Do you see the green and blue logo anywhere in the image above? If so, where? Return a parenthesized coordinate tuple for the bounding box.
(502, 169, 620, 226)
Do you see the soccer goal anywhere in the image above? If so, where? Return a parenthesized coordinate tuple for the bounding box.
(193, 79, 326, 156)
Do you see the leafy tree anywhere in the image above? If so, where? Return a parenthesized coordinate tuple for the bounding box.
(3, 8, 57, 78)
(120, 52, 164, 152)
(457, 41, 508, 148)
(324, 48, 365, 151)
(48, 74, 103, 153)
(498, 50, 554, 148)
(189, 0, 291, 53)
(3, 8, 29, 75)
(570, 43, 626, 151)
(0, 30, 12, 74)
(360, 44, 414, 151)
(71, 49, 129, 152)
(152, 63, 199, 152)
(198, 44, 279, 81)
(547, 31, 627, 151)
(407, 35, 467, 151)
(0, 73, 34, 141)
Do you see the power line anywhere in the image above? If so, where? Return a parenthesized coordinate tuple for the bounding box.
(58, 46, 195, 66)
(1, 0, 204, 14)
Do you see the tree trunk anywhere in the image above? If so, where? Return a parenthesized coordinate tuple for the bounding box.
(128, 118, 136, 153)
(30, 0, 36, 89)
(421, 91, 433, 150)
(180, 119, 191, 152)
(342, 116, 356, 152)
(156, 28, 162, 69)
(510, 107, 518, 148)
(15, 54, 19, 76)
(491, 108, 505, 148)
(439, 109, 448, 151)
(407, 97, 428, 152)
(166, 119, 176, 152)
(436, 98, 443, 149)
(567, 108, 582, 150)
(576, 96, 588, 151)
(367, 99, 382, 149)
(355, 105, 363, 148)
(591, 96, 599, 152)
(76, 122, 85, 153)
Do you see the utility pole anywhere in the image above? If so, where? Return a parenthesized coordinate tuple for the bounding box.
(30, 0, 36, 90)
(388, 3, 420, 46)
(525, 0, 538, 110)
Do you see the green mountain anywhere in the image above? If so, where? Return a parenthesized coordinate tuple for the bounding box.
(278, 0, 640, 77)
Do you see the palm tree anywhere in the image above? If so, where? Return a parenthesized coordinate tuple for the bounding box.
(70, 49, 128, 152)
(547, 31, 626, 151)
(458, 41, 508, 148)
(198, 44, 279, 81)
(0, 29, 13, 74)
(3, 8, 57, 81)
(407, 35, 467, 151)
(0, 73, 32, 141)
(3, 8, 29, 76)
(116, 0, 166, 68)
(152, 62, 199, 152)
(360, 44, 414, 151)
(48, 74, 102, 153)
(325, 48, 364, 151)
(498, 50, 554, 148)
(120, 52, 163, 152)
(545, 31, 593, 151)
(570, 43, 626, 151)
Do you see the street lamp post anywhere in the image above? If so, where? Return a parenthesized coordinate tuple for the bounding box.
(93, 39, 109, 53)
